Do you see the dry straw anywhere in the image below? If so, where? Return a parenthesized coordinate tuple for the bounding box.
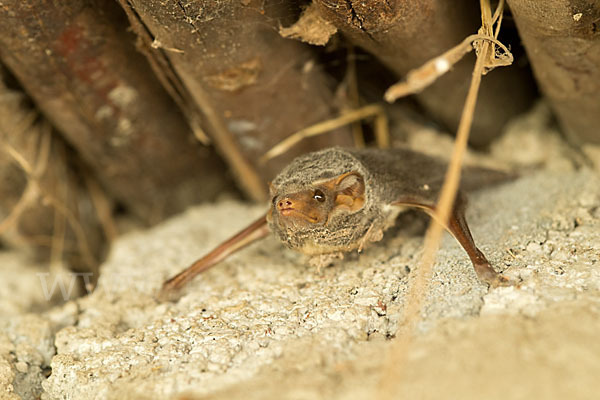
(0, 84, 99, 272)
(377, 0, 512, 397)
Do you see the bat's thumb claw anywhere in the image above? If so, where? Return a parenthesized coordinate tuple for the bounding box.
(487, 273, 515, 288)
(474, 261, 514, 289)
(156, 284, 183, 303)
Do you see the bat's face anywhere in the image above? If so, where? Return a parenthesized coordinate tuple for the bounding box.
(268, 171, 369, 255)
(270, 184, 332, 228)
(269, 171, 365, 229)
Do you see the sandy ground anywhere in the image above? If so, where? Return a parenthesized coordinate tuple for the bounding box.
(1, 103, 599, 399)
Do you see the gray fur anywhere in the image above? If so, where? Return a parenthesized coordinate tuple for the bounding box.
(269, 148, 375, 254)
(268, 147, 508, 259)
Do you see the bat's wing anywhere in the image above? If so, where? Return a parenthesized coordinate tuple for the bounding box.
(391, 194, 508, 287)
(158, 214, 270, 301)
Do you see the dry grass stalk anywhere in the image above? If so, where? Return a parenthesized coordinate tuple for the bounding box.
(186, 83, 267, 202)
(84, 176, 119, 242)
(0, 109, 44, 235)
(0, 74, 105, 274)
(260, 104, 390, 163)
(345, 46, 366, 148)
(377, 0, 510, 397)
(0, 125, 98, 271)
(384, 34, 512, 102)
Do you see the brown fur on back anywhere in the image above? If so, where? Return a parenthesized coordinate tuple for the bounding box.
(268, 147, 512, 257)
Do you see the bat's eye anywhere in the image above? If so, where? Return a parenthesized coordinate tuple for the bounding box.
(313, 189, 326, 202)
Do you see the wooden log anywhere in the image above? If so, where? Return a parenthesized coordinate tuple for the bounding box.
(314, 0, 537, 147)
(117, 0, 354, 201)
(0, 71, 105, 275)
(0, 0, 231, 223)
(506, 0, 600, 145)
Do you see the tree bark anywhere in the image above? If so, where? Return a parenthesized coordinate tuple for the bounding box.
(507, 0, 600, 145)
(0, 0, 231, 223)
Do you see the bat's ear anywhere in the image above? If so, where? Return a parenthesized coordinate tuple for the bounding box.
(333, 172, 365, 212)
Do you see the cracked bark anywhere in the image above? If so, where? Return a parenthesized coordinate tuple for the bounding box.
(507, 0, 600, 144)
(315, 0, 537, 147)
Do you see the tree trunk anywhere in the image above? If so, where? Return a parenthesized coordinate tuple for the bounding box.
(507, 0, 600, 145)
(0, 0, 231, 223)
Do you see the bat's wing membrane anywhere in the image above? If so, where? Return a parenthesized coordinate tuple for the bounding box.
(391, 195, 509, 287)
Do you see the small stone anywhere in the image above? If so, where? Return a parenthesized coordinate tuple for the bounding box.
(15, 361, 28, 373)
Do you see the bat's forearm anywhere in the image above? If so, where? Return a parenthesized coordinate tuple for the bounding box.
(159, 214, 270, 300)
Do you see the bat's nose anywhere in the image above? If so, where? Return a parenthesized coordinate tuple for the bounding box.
(277, 198, 294, 210)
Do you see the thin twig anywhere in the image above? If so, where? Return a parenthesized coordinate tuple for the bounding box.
(192, 87, 267, 202)
(0, 123, 98, 271)
(116, 0, 211, 145)
(384, 33, 512, 102)
(378, 0, 505, 398)
(42, 187, 98, 270)
(0, 184, 38, 234)
(346, 46, 366, 148)
(492, 0, 505, 38)
(50, 196, 66, 272)
(260, 104, 389, 163)
(85, 174, 118, 242)
(120, 0, 267, 201)
(0, 111, 40, 234)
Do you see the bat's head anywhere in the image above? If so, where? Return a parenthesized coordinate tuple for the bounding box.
(269, 171, 365, 229)
(267, 148, 378, 255)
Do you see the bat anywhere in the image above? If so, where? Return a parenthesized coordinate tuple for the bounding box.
(159, 147, 510, 300)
